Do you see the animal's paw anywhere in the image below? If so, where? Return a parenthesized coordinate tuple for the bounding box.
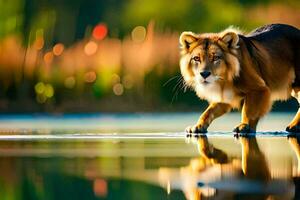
(286, 124, 300, 133)
(233, 123, 255, 134)
(185, 124, 208, 134)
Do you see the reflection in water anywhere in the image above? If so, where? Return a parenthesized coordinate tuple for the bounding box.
(0, 135, 299, 200)
(159, 135, 297, 200)
(288, 136, 300, 200)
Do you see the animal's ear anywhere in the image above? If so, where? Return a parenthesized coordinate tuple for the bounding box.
(221, 32, 239, 49)
(179, 31, 198, 51)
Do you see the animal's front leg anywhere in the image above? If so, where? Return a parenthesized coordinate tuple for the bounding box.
(239, 136, 270, 180)
(286, 88, 300, 133)
(197, 136, 228, 163)
(186, 103, 231, 133)
(234, 88, 271, 133)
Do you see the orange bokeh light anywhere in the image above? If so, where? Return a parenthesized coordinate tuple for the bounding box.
(84, 71, 97, 83)
(113, 83, 124, 95)
(34, 37, 44, 50)
(53, 43, 64, 56)
(92, 23, 108, 40)
(93, 179, 107, 197)
(43, 52, 53, 64)
(84, 41, 98, 56)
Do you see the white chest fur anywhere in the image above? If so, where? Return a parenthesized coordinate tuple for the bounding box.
(195, 83, 235, 104)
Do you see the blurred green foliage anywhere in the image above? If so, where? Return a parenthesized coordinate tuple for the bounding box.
(0, 0, 299, 112)
(1, 0, 299, 45)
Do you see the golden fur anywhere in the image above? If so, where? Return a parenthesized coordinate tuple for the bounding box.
(180, 136, 270, 199)
(179, 24, 300, 133)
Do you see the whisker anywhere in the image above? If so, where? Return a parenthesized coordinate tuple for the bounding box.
(183, 82, 189, 93)
(163, 75, 192, 105)
(171, 88, 179, 104)
(178, 77, 190, 93)
(172, 77, 183, 92)
(170, 77, 183, 104)
(163, 75, 180, 87)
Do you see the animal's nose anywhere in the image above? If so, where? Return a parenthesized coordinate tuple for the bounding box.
(200, 71, 211, 79)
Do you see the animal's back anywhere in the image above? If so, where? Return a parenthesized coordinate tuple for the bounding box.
(248, 24, 300, 42)
(246, 24, 300, 88)
(247, 24, 300, 58)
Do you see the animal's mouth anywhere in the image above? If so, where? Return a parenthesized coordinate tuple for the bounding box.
(201, 80, 210, 85)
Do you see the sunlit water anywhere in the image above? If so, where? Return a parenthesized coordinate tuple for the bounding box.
(0, 112, 299, 200)
(0, 112, 296, 133)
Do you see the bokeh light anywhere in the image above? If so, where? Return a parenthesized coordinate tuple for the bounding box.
(84, 71, 97, 83)
(113, 83, 124, 95)
(34, 82, 54, 103)
(44, 52, 54, 64)
(131, 26, 146, 42)
(34, 29, 44, 50)
(35, 82, 45, 94)
(33, 37, 44, 50)
(44, 84, 54, 98)
(84, 41, 98, 56)
(111, 73, 120, 84)
(93, 179, 107, 197)
(92, 23, 108, 40)
(64, 76, 76, 89)
(53, 43, 64, 56)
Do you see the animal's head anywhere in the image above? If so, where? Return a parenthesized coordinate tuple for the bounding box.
(179, 29, 240, 89)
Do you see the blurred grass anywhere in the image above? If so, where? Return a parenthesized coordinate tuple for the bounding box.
(0, 0, 299, 112)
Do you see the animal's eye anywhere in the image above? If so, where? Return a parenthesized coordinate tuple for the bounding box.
(213, 55, 222, 62)
(193, 56, 200, 62)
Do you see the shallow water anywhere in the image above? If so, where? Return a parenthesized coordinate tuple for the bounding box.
(0, 112, 296, 134)
(0, 113, 299, 200)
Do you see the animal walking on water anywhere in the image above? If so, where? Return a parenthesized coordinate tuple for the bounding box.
(179, 24, 300, 134)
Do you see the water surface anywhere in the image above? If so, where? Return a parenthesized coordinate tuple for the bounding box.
(0, 113, 299, 200)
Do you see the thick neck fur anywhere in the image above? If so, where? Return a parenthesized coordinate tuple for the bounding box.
(232, 36, 266, 93)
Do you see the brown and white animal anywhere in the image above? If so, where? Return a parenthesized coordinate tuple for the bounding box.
(179, 24, 300, 133)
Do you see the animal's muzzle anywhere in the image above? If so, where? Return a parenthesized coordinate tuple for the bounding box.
(200, 71, 211, 79)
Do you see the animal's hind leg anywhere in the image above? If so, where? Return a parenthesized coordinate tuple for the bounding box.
(286, 87, 300, 133)
(287, 44, 300, 132)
